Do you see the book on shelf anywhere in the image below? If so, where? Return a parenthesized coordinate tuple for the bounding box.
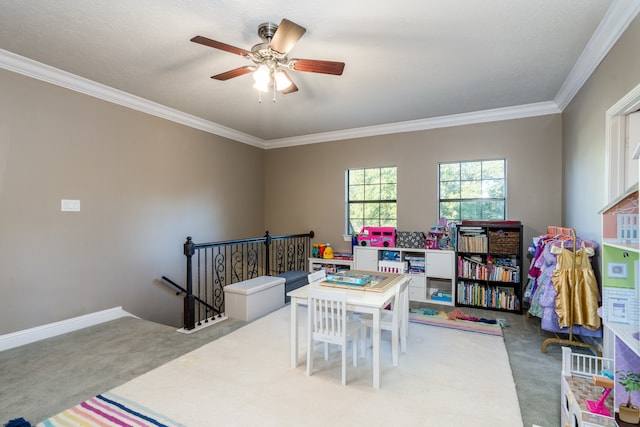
(488, 265, 520, 283)
(332, 252, 353, 260)
(458, 256, 520, 283)
(458, 234, 488, 252)
(458, 226, 484, 231)
(456, 281, 520, 311)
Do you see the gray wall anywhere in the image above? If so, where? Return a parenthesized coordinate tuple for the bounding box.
(0, 69, 265, 334)
(265, 115, 563, 255)
(563, 15, 640, 243)
(264, 15, 640, 280)
(3, 16, 638, 336)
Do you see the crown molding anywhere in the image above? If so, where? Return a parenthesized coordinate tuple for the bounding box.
(554, 0, 640, 110)
(607, 81, 640, 117)
(0, 49, 265, 148)
(264, 101, 562, 149)
(2, 0, 636, 151)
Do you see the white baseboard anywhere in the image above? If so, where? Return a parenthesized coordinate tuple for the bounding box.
(0, 306, 135, 352)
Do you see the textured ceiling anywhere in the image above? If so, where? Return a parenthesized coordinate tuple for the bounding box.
(0, 0, 636, 147)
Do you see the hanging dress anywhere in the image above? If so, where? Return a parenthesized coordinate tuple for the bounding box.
(551, 247, 601, 331)
(528, 241, 557, 318)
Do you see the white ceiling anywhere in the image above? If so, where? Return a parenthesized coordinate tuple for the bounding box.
(1, 1, 639, 148)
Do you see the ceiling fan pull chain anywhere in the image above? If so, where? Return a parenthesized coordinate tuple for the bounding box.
(258, 90, 262, 104)
(272, 82, 277, 103)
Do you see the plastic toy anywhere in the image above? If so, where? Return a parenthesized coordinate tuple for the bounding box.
(357, 226, 395, 247)
(323, 244, 334, 259)
(585, 375, 614, 417)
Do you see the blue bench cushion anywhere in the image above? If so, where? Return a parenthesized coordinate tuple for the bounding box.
(277, 270, 309, 303)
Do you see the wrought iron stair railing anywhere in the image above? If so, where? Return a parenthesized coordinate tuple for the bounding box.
(168, 230, 314, 330)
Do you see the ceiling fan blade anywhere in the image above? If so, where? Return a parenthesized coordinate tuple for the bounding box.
(211, 66, 255, 81)
(191, 35, 250, 57)
(290, 59, 344, 76)
(269, 19, 306, 54)
(280, 70, 299, 94)
(291, 59, 345, 75)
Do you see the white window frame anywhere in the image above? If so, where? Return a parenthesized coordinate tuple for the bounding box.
(438, 159, 507, 223)
(345, 166, 397, 234)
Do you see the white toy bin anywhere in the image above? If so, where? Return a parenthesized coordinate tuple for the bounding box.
(223, 276, 286, 321)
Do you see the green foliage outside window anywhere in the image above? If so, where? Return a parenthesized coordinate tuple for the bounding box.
(439, 159, 506, 223)
(347, 167, 397, 233)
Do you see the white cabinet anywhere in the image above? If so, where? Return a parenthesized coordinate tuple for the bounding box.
(426, 251, 453, 278)
(353, 247, 379, 271)
(406, 275, 427, 302)
(353, 246, 455, 305)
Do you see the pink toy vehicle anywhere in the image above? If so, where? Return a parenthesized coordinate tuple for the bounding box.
(357, 227, 396, 247)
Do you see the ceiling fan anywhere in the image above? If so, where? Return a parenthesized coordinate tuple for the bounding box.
(191, 19, 345, 98)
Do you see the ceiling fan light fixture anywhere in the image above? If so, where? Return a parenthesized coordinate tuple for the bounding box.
(253, 64, 270, 85)
(274, 70, 292, 90)
(252, 80, 269, 92)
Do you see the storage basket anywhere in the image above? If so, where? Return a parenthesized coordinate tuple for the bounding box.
(488, 230, 520, 254)
(396, 231, 426, 249)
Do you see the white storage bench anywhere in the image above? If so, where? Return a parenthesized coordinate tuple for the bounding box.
(223, 276, 286, 321)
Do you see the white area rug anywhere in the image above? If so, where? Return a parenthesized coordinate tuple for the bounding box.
(111, 306, 523, 426)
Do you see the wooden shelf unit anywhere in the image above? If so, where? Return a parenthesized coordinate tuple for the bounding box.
(454, 221, 523, 314)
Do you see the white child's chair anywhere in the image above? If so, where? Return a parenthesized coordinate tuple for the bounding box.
(307, 269, 327, 284)
(360, 275, 410, 366)
(306, 287, 361, 385)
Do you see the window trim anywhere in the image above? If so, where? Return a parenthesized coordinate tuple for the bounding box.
(345, 166, 398, 234)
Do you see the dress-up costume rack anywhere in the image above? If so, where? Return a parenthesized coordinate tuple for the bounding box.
(526, 226, 602, 356)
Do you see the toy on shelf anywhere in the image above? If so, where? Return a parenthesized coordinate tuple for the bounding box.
(323, 244, 334, 259)
(381, 250, 400, 261)
(357, 227, 396, 247)
(585, 375, 614, 417)
(427, 217, 455, 250)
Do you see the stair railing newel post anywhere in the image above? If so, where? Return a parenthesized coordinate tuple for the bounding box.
(264, 230, 272, 276)
(183, 236, 196, 330)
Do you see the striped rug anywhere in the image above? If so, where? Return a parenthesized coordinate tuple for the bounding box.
(37, 392, 185, 427)
(408, 312, 503, 336)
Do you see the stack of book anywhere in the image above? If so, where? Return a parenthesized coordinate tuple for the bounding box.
(405, 254, 425, 274)
(457, 256, 520, 283)
(458, 256, 487, 280)
(488, 265, 520, 283)
(458, 226, 488, 252)
(456, 282, 520, 311)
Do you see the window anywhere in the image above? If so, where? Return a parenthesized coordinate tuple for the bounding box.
(347, 167, 397, 234)
(439, 159, 506, 223)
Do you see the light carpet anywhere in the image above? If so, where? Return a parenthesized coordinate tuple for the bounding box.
(43, 306, 523, 426)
